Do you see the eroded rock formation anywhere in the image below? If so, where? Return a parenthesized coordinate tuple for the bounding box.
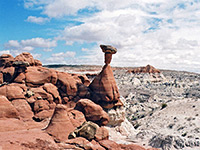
(0, 51, 158, 150)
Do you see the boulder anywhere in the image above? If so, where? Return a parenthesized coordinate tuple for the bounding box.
(34, 59, 42, 66)
(0, 54, 14, 67)
(119, 144, 146, 150)
(0, 96, 20, 119)
(95, 127, 109, 141)
(33, 109, 55, 122)
(69, 121, 99, 141)
(89, 64, 122, 109)
(14, 72, 25, 83)
(78, 84, 90, 98)
(98, 140, 122, 150)
(0, 72, 3, 84)
(0, 84, 25, 100)
(56, 72, 79, 98)
(75, 99, 109, 126)
(31, 87, 54, 102)
(14, 52, 42, 66)
(12, 99, 34, 119)
(72, 74, 90, 86)
(1, 66, 15, 82)
(25, 66, 57, 86)
(65, 137, 105, 150)
(45, 104, 86, 142)
(43, 83, 61, 104)
(33, 100, 50, 113)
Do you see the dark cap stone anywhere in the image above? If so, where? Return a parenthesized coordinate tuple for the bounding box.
(100, 45, 117, 54)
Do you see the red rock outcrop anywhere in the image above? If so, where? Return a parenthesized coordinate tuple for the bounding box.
(0, 52, 158, 150)
(128, 65, 160, 74)
(0, 84, 25, 100)
(45, 104, 86, 142)
(0, 54, 14, 67)
(43, 83, 62, 104)
(25, 66, 57, 86)
(95, 127, 109, 141)
(14, 52, 42, 66)
(12, 99, 34, 119)
(98, 140, 122, 150)
(89, 45, 123, 109)
(75, 99, 109, 126)
(89, 64, 122, 109)
(0, 96, 20, 119)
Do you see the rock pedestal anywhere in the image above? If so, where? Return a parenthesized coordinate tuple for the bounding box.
(89, 45, 123, 109)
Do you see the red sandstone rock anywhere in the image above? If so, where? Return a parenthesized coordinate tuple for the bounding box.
(75, 99, 109, 126)
(0, 72, 3, 84)
(68, 109, 86, 127)
(14, 72, 25, 83)
(43, 83, 62, 104)
(95, 127, 109, 141)
(0, 54, 14, 67)
(64, 137, 106, 150)
(78, 84, 90, 98)
(14, 52, 42, 66)
(98, 140, 122, 150)
(31, 87, 54, 102)
(72, 73, 90, 86)
(91, 140, 106, 150)
(45, 104, 86, 142)
(25, 66, 57, 86)
(12, 99, 34, 119)
(33, 100, 50, 113)
(120, 144, 146, 150)
(34, 59, 42, 66)
(0, 84, 25, 100)
(89, 64, 122, 109)
(33, 109, 55, 121)
(1, 66, 15, 82)
(0, 96, 20, 119)
(56, 72, 79, 98)
(129, 65, 160, 74)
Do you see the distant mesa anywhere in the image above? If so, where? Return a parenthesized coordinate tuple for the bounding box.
(128, 64, 161, 74)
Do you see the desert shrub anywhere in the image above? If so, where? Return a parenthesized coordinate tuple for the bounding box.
(161, 103, 167, 109)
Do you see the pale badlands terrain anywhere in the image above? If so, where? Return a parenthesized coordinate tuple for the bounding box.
(49, 65, 200, 150)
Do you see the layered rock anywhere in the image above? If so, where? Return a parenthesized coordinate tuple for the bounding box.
(0, 51, 159, 150)
(45, 104, 86, 142)
(128, 65, 160, 74)
(75, 99, 109, 126)
(0, 96, 20, 119)
(89, 45, 123, 109)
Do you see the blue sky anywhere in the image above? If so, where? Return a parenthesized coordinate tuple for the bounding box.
(0, 0, 200, 73)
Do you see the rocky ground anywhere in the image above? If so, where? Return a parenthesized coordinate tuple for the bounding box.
(0, 52, 199, 150)
(52, 65, 200, 150)
(0, 53, 158, 150)
(113, 68, 200, 150)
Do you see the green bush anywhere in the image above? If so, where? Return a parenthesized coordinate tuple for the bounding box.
(161, 103, 167, 109)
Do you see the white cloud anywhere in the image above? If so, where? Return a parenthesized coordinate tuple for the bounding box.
(23, 0, 200, 72)
(22, 46, 34, 51)
(43, 48, 53, 52)
(27, 16, 49, 24)
(46, 51, 76, 64)
(5, 40, 20, 48)
(0, 50, 11, 56)
(4, 38, 57, 58)
(52, 51, 76, 57)
(21, 37, 57, 48)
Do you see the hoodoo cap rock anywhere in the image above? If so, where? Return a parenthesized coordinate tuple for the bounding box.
(100, 45, 117, 54)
